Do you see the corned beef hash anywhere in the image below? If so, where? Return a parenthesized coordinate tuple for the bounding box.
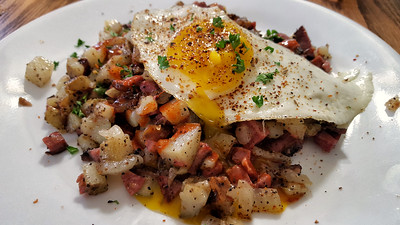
(41, 2, 373, 224)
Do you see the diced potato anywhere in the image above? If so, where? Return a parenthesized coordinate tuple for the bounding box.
(96, 155, 143, 175)
(81, 99, 104, 116)
(44, 105, 66, 130)
(98, 125, 133, 161)
(104, 19, 122, 34)
(281, 182, 308, 196)
(180, 180, 211, 218)
(66, 76, 95, 92)
(136, 176, 157, 196)
(82, 162, 108, 195)
(253, 188, 283, 213)
(105, 87, 121, 98)
(77, 134, 99, 151)
(66, 57, 86, 77)
(66, 112, 82, 133)
(82, 47, 106, 68)
(205, 133, 237, 157)
(227, 180, 254, 219)
(25, 56, 53, 87)
(56, 75, 70, 90)
(159, 99, 190, 125)
(80, 114, 111, 144)
(158, 123, 201, 168)
(305, 122, 322, 137)
(264, 120, 284, 139)
(281, 169, 312, 187)
(125, 109, 150, 127)
(201, 216, 244, 225)
(252, 146, 291, 165)
(136, 95, 158, 116)
(278, 119, 307, 139)
(94, 102, 115, 121)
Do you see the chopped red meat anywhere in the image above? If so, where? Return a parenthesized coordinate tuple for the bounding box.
(264, 132, 304, 156)
(255, 173, 272, 188)
(208, 176, 234, 217)
(235, 121, 269, 149)
(112, 75, 144, 92)
(140, 80, 160, 96)
(279, 39, 300, 52)
(88, 148, 101, 162)
(42, 131, 68, 155)
(202, 160, 223, 177)
(322, 60, 332, 73)
(230, 147, 257, 179)
(226, 165, 252, 185)
(188, 142, 212, 174)
(76, 173, 86, 194)
(157, 175, 182, 202)
(121, 171, 146, 196)
(293, 26, 315, 59)
(313, 130, 343, 152)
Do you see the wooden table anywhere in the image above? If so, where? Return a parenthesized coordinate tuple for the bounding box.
(0, 0, 399, 54)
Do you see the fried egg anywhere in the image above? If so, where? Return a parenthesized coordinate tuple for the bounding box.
(130, 4, 373, 127)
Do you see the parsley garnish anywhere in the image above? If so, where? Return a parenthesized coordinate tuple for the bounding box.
(72, 94, 87, 118)
(252, 95, 264, 108)
(229, 33, 241, 50)
(232, 53, 245, 73)
(264, 46, 274, 53)
(66, 146, 79, 155)
(116, 63, 133, 78)
(53, 61, 59, 70)
(75, 38, 85, 47)
(216, 39, 227, 49)
(108, 200, 120, 205)
(274, 61, 281, 66)
(196, 27, 203, 32)
(145, 36, 154, 43)
(94, 84, 108, 97)
(170, 24, 175, 32)
(240, 42, 249, 53)
(212, 16, 224, 28)
(158, 56, 170, 70)
(264, 29, 283, 43)
(110, 31, 118, 37)
(70, 52, 78, 58)
(256, 73, 274, 84)
(210, 28, 215, 35)
(190, 14, 194, 21)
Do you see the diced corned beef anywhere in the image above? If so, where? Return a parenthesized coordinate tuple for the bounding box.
(193, 1, 225, 10)
(278, 33, 290, 41)
(226, 165, 252, 185)
(255, 173, 272, 188)
(208, 176, 234, 217)
(235, 121, 269, 149)
(78, 58, 91, 76)
(112, 89, 140, 113)
(157, 175, 182, 202)
(121, 171, 146, 196)
(88, 148, 101, 162)
(322, 60, 332, 73)
(131, 62, 144, 75)
(264, 132, 304, 156)
(153, 113, 168, 125)
(294, 26, 313, 56)
(140, 80, 160, 96)
(76, 173, 86, 194)
(230, 147, 257, 179)
(310, 55, 325, 68)
(228, 14, 257, 31)
(313, 129, 345, 152)
(42, 131, 68, 155)
(279, 39, 300, 52)
(188, 142, 212, 174)
(112, 75, 144, 92)
(202, 160, 223, 177)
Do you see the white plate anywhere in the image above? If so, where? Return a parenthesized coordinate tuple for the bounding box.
(0, 0, 399, 224)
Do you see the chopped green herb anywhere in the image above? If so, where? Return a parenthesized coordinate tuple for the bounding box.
(232, 53, 245, 73)
(264, 46, 274, 53)
(274, 61, 281, 66)
(110, 31, 118, 37)
(97, 59, 104, 67)
(145, 36, 154, 42)
(216, 39, 227, 49)
(240, 42, 249, 53)
(264, 29, 283, 42)
(94, 85, 107, 97)
(72, 94, 87, 118)
(210, 28, 215, 35)
(53, 61, 59, 70)
(85, 45, 90, 48)
(212, 16, 224, 28)
(196, 26, 203, 32)
(75, 38, 85, 47)
(70, 52, 78, 58)
(190, 14, 194, 21)
(170, 24, 176, 32)
(158, 56, 170, 70)
(66, 146, 79, 155)
(108, 200, 120, 205)
(256, 72, 274, 84)
(116, 63, 133, 78)
(252, 95, 264, 108)
(229, 33, 241, 50)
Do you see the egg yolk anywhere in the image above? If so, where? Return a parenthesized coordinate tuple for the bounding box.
(166, 19, 253, 126)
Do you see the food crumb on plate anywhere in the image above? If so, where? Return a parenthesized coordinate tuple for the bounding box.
(33, 198, 38, 204)
(18, 97, 32, 107)
(315, 219, 319, 224)
(385, 95, 400, 112)
(339, 186, 343, 190)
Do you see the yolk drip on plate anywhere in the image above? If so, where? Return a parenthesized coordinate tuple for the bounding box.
(166, 19, 254, 126)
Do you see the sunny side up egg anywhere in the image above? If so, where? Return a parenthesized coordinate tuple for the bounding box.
(130, 4, 373, 127)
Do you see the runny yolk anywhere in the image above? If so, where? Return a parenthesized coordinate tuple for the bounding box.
(166, 19, 254, 126)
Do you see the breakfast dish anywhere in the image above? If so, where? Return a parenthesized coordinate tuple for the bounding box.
(1, 0, 399, 225)
(39, 2, 373, 224)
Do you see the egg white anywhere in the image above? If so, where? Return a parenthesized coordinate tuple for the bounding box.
(130, 4, 373, 127)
